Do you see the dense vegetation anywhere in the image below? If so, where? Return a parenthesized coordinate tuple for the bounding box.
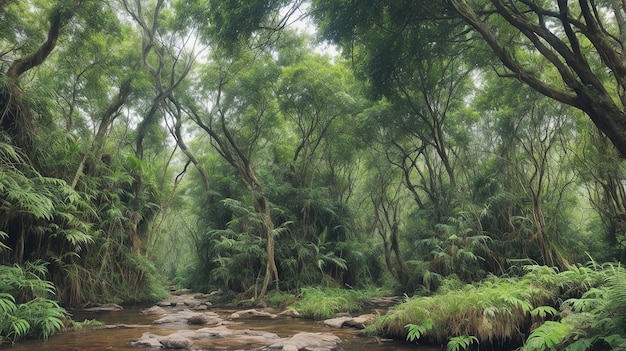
(1, 0, 626, 349)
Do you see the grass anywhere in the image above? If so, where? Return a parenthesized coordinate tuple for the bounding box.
(291, 286, 392, 319)
(366, 264, 615, 350)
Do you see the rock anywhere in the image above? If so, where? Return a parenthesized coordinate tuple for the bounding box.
(129, 332, 162, 348)
(192, 304, 208, 311)
(194, 293, 211, 299)
(157, 301, 172, 307)
(229, 308, 277, 319)
(105, 324, 149, 329)
(323, 316, 352, 329)
(80, 303, 123, 312)
(344, 314, 376, 329)
(191, 326, 236, 339)
(128, 326, 340, 351)
(159, 334, 190, 349)
(324, 314, 377, 329)
(154, 310, 221, 325)
(141, 305, 167, 315)
(171, 288, 192, 296)
(278, 309, 301, 318)
(187, 314, 221, 325)
(267, 332, 341, 351)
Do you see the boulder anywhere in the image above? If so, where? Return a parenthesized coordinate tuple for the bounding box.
(129, 327, 340, 351)
(267, 332, 341, 351)
(154, 310, 221, 325)
(128, 332, 162, 348)
(344, 314, 376, 328)
(171, 288, 192, 296)
(192, 304, 208, 311)
(278, 309, 301, 318)
(159, 334, 190, 349)
(229, 308, 277, 319)
(187, 314, 221, 325)
(141, 305, 167, 315)
(323, 316, 351, 329)
(323, 314, 376, 329)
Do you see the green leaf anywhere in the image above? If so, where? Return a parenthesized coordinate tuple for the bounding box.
(405, 320, 433, 342)
(446, 335, 479, 351)
(531, 305, 558, 319)
(525, 321, 573, 351)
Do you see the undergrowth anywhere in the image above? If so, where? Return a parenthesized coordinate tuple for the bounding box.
(0, 261, 68, 344)
(367, 263, 625, 350)
(292, 286, 390, 319)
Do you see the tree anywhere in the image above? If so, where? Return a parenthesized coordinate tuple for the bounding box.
(181, 48, 282, 304)
(310, 0, 626, 157)
(476, 75, 579, 270)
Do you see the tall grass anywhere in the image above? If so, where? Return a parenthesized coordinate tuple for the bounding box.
(367, 263, 615, 350)
(292, 286, 391, 319)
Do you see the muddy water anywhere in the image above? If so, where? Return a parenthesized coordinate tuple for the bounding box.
(4, 306, 438, 351)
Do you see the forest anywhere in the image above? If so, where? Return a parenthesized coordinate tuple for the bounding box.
(1, 0, 626, 350)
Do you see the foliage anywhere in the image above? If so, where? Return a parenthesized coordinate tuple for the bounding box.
(292, 286, 388, 320)
(3, 0, 626, 348)
(368, 264, 615, 347)
(521, 263, 626, 351)
(446, 335, 479, 351)
(0, 262, 67, 344)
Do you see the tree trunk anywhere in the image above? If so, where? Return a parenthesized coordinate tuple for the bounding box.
(253, 194, 279, 305)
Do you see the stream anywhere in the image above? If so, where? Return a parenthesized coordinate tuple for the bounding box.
(4, 304, 440, 351)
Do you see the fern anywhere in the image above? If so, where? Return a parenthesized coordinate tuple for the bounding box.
(0, 293, 17, 315)
(406, 320, 433, 342)
(531, 305, 558, 319)
(0, 263, 67, 343)
(524, 321, 573, 351)
(446, 335, 479, 351)
(0, 231, 8, 252)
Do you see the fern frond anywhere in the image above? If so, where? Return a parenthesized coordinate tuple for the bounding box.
(525, 321, 573, 351)
(446, 335, 479, 351)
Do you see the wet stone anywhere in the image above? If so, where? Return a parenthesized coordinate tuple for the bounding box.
(159, 334, 190, 349)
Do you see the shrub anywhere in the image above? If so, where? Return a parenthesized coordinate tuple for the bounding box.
(522, 263, 626, 351)
(0, 262, 68, 344)
(366, 266, 604, 349)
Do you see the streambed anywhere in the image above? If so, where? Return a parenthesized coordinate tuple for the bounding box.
(5, 297, 439, 351)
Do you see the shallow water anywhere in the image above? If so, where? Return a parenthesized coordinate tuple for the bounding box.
(3, 306, 438, 351)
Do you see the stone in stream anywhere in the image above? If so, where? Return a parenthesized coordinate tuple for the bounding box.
(229, 308, 277, 319)
(79, 302, 123, 312)
(265, 332, 342, 351)
(187, 313, 220, 325)
(277, 309, 301, 318)
(159, 334, 191, 349)
(323, 316, 351, 329)
(324, 314, 377, 329)
(129, 332, 163, 348)
(129, 327, 342, 350)
(153, 310, 221, 325)
(141, 305, 167, 315)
